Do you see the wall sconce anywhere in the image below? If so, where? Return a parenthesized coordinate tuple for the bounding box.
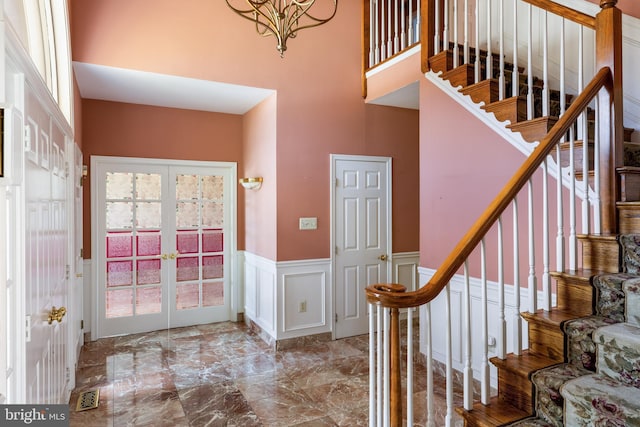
(239, 177, 263, 190)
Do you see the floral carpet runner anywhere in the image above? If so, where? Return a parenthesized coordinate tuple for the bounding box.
(507, 234, 640, 427)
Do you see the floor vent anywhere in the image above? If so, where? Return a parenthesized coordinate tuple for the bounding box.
(76, 389, 100, 411)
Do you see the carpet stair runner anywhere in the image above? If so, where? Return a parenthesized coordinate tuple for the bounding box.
(506, 235, 640, 426)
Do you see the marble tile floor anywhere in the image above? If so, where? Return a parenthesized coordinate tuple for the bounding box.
(69, 321, 463, 426)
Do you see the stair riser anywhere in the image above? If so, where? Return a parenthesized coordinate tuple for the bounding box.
(555, 280, 593, 317)
(580, 237, 620, 273)
(497, 370, 534, 413)
(620, 173, 640, 203)
(526, 322, 565, 362)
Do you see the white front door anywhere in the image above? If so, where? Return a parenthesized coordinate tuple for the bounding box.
(92, 157, 236, 339)
(333, 155, 392, 339)
(24, 112, 70, 404)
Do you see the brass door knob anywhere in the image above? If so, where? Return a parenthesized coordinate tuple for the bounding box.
(47, 306, 67, 325)
(378, 254, 388, 261)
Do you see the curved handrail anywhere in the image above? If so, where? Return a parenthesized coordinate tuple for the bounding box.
(366, 66, 613, 309)
(521, 0, 596, 29)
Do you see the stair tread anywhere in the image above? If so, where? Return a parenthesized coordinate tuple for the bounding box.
(521, 308, 585, 326)
(562, 373, 640, 409)
(455, 397, 530, 426)
(490, 350, 556, 376)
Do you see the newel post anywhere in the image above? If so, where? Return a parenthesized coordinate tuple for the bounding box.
(422, 0, 436, 72)
(596, 0, 623, 234)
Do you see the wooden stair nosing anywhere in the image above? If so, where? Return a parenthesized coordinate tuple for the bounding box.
(490, 350, 557, 378)
(455, 397, 530, 427)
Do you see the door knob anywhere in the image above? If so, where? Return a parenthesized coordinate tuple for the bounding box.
(47, 306, 67, 325)
(378, 254, 388, 261)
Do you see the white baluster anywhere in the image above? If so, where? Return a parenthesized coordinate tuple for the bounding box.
(512, 0, 519, 98)
(498, 217, 506, 359)
(528, 179, 537, 314)
(513, 199, 522, 355)
(499, 0, 505, 100)
(593, 96, 601, 234)
(370, 305, 376, 427)
(570, 121, 578, 270)
(383, 307, 390, 426)
(381, 0, 387, 60)
(394, 0, 399, 54)
(375, 0, 381, 64)
(453, 0, 459, 68)
(463, 261, 473, 410)
(481, 239, 490, 404)
(474, 0, 480, 83)
(443, 0, 450, 54)
(377, 305, 383, 426)
(556, 18, 566, 273)
(542, 11, 550, 117)
(560, 18, 566, 118)
(542, 160, 551, 311)
(464, 0, 469, 64)
(527, 4, 534, 120)
(486, 0, 493, 80)
(426, 303, 435, 427)
(401, 0, 406, 49)
(435, 0, 441, 54)
(445, 284, 453, 427)
(407, 308, 414, 426)
(387, 0, 393, 57)
(556, 143, 565, 273)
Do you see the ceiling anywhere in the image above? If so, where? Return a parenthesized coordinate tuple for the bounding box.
(73, 61, 419, 114)
(73, 62, 276, 115)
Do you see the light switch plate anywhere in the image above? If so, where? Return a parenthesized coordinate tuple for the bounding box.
(299, 217, 317, 230)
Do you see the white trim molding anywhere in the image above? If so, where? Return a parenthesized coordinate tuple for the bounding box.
(243, 251, 420, 343)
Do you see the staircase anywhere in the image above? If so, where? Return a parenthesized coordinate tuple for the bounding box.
(363, 0, 638, 426)
(425, 7, 640, 426)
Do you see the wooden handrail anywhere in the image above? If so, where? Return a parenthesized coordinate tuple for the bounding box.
(366, 67, 613, 309)
(521, 0, 596, 29)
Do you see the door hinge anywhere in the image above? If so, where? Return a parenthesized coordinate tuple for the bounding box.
(65, 161, 70, 178)
(335, 313, 338, 323)
(25, 315, 31, 342)
(65, 265, 70, 280)
(335, 246, 338, 255)
(24, 126, 31, 150)
(80, 320, 84, 330)
(80, 248, 84, 258)
(335, 178, 339, 187)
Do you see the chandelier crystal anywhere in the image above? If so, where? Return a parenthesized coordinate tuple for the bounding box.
(225, 0, 338, 57)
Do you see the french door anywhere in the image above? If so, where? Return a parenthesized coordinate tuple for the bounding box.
(92, 157, 236, 339)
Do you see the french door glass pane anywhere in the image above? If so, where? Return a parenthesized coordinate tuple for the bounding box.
(105, 172, 163, 319)
(174, 174, 225, 311)
(106, 172, 133, 199)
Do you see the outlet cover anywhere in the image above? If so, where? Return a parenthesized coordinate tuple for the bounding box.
(299, 217, 317, 230)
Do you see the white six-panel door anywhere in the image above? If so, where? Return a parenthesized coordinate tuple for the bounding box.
(333, 155, 392, 339)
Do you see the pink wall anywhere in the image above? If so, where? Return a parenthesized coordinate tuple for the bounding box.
(587, 0, 640, 18)
(243, 95, 278, 260)
(81, 100, 244, 259)
(420, 78, 523, 268)
(71, 1, 420, 261)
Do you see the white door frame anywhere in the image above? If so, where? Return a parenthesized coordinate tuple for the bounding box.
(91, 156, 238, 339)
(330, 154, 392, 339)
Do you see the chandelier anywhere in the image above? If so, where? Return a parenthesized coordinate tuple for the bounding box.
(225, 0, 338, 57)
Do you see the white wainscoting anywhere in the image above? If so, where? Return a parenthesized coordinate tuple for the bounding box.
(418, 267, 556, 387)
(243, 251, 420, 342)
